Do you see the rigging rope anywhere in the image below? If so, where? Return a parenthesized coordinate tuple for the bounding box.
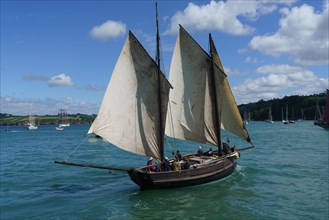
(64, 136, 88, 161)
(55, 135, 131, 172)
(165, 137, 174, 151)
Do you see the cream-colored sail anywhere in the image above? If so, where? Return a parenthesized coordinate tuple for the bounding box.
(210, 39, 251, 143)
(165, 26, 251, 146)
(165, 26, 224, 146)
(88, 31, 171, 159)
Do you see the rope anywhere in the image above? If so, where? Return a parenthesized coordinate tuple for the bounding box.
(165, 137, 174, 151)
(64, 136, 88, 161)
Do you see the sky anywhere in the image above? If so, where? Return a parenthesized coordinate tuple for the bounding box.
(1, 0, 328, 115)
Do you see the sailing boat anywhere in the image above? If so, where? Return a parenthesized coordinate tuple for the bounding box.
(243, 110, 249, 125)
(281, 107, 286, 123)
(27, 105, 38, 130)
(289, 107, 295, 123)
(266, 106, 274, 123)
(297, 108, 306, 122)
(316, 89, 329, 129)
(283, 104, 289, 124)
(55, 5, 253, 190)
(128, 26, 253, 190)
(57, 108, 70, 127)
(314, 101, 323, 125)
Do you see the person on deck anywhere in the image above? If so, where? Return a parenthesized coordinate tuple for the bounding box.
(162, 157, 171, 171)
(223, 142, 231, 155)
(154, 161, 161, 172)
(172, 159, 181, 171)
(205, 147, 213, 156)
(175, 150, 182, 161)
(197, 146, 203, 156)
(147, 157, 155, 172)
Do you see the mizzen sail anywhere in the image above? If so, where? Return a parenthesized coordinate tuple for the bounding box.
(210, 37, 251, 143)
(88, 31, 171, 159)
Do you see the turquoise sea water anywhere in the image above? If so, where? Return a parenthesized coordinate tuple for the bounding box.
(1, 121, 328, 219)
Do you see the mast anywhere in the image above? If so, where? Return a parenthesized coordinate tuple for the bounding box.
(286, 104, 289, 121)
(281, 107, 284, 121)
(155, 2, 164, 161)
(323, 89, 329, 123)
(209, 33, 222, 152)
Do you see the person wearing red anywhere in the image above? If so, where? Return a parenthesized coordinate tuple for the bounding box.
(147, 157, 155, 172)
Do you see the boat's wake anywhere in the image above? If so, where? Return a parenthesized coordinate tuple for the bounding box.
(236, 164, 245, 177)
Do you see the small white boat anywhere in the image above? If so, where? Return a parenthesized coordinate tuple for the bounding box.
(266, 106, 274, 123)
(27, 123, 38, 130)
(56, 126, 64, 131)
(282, 105, 290, 124)
(27, 105, 38, 130)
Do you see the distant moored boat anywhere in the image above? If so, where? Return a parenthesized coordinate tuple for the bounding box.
(27, 104, 38, 130)
(57, 108, 70, 127)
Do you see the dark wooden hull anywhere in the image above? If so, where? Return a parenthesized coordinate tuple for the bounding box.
(127, 157, 237, 190)
(318, 123, 329, 129)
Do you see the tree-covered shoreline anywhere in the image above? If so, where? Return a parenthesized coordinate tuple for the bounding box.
(1, 92, 326, 125)
(0, 113, 96, 126)
(239, 92, 326, 121)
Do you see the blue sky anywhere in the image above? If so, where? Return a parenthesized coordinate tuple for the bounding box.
(1, 0, 328, 115)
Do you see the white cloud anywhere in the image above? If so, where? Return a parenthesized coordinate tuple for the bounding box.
(249, 2, 329, 66)
(48, 73, 74, 87)
(244, 56, 258, 63)
(224, 66, 246, 76)
(292, 78, 328, 96)
(256, 64, 302, 74)
(90, 20, 126, 41)
(232, 64, 326, 104)
(164, 0, 292, 35)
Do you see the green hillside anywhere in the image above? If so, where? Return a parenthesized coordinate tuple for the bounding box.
(0, 113, 96, 126)
(238, 92, 326, 121)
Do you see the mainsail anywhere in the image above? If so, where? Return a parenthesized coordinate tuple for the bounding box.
(165, 26, 251, 148)
(88, 31, 171, 159)
(165, 26, 223, 146)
